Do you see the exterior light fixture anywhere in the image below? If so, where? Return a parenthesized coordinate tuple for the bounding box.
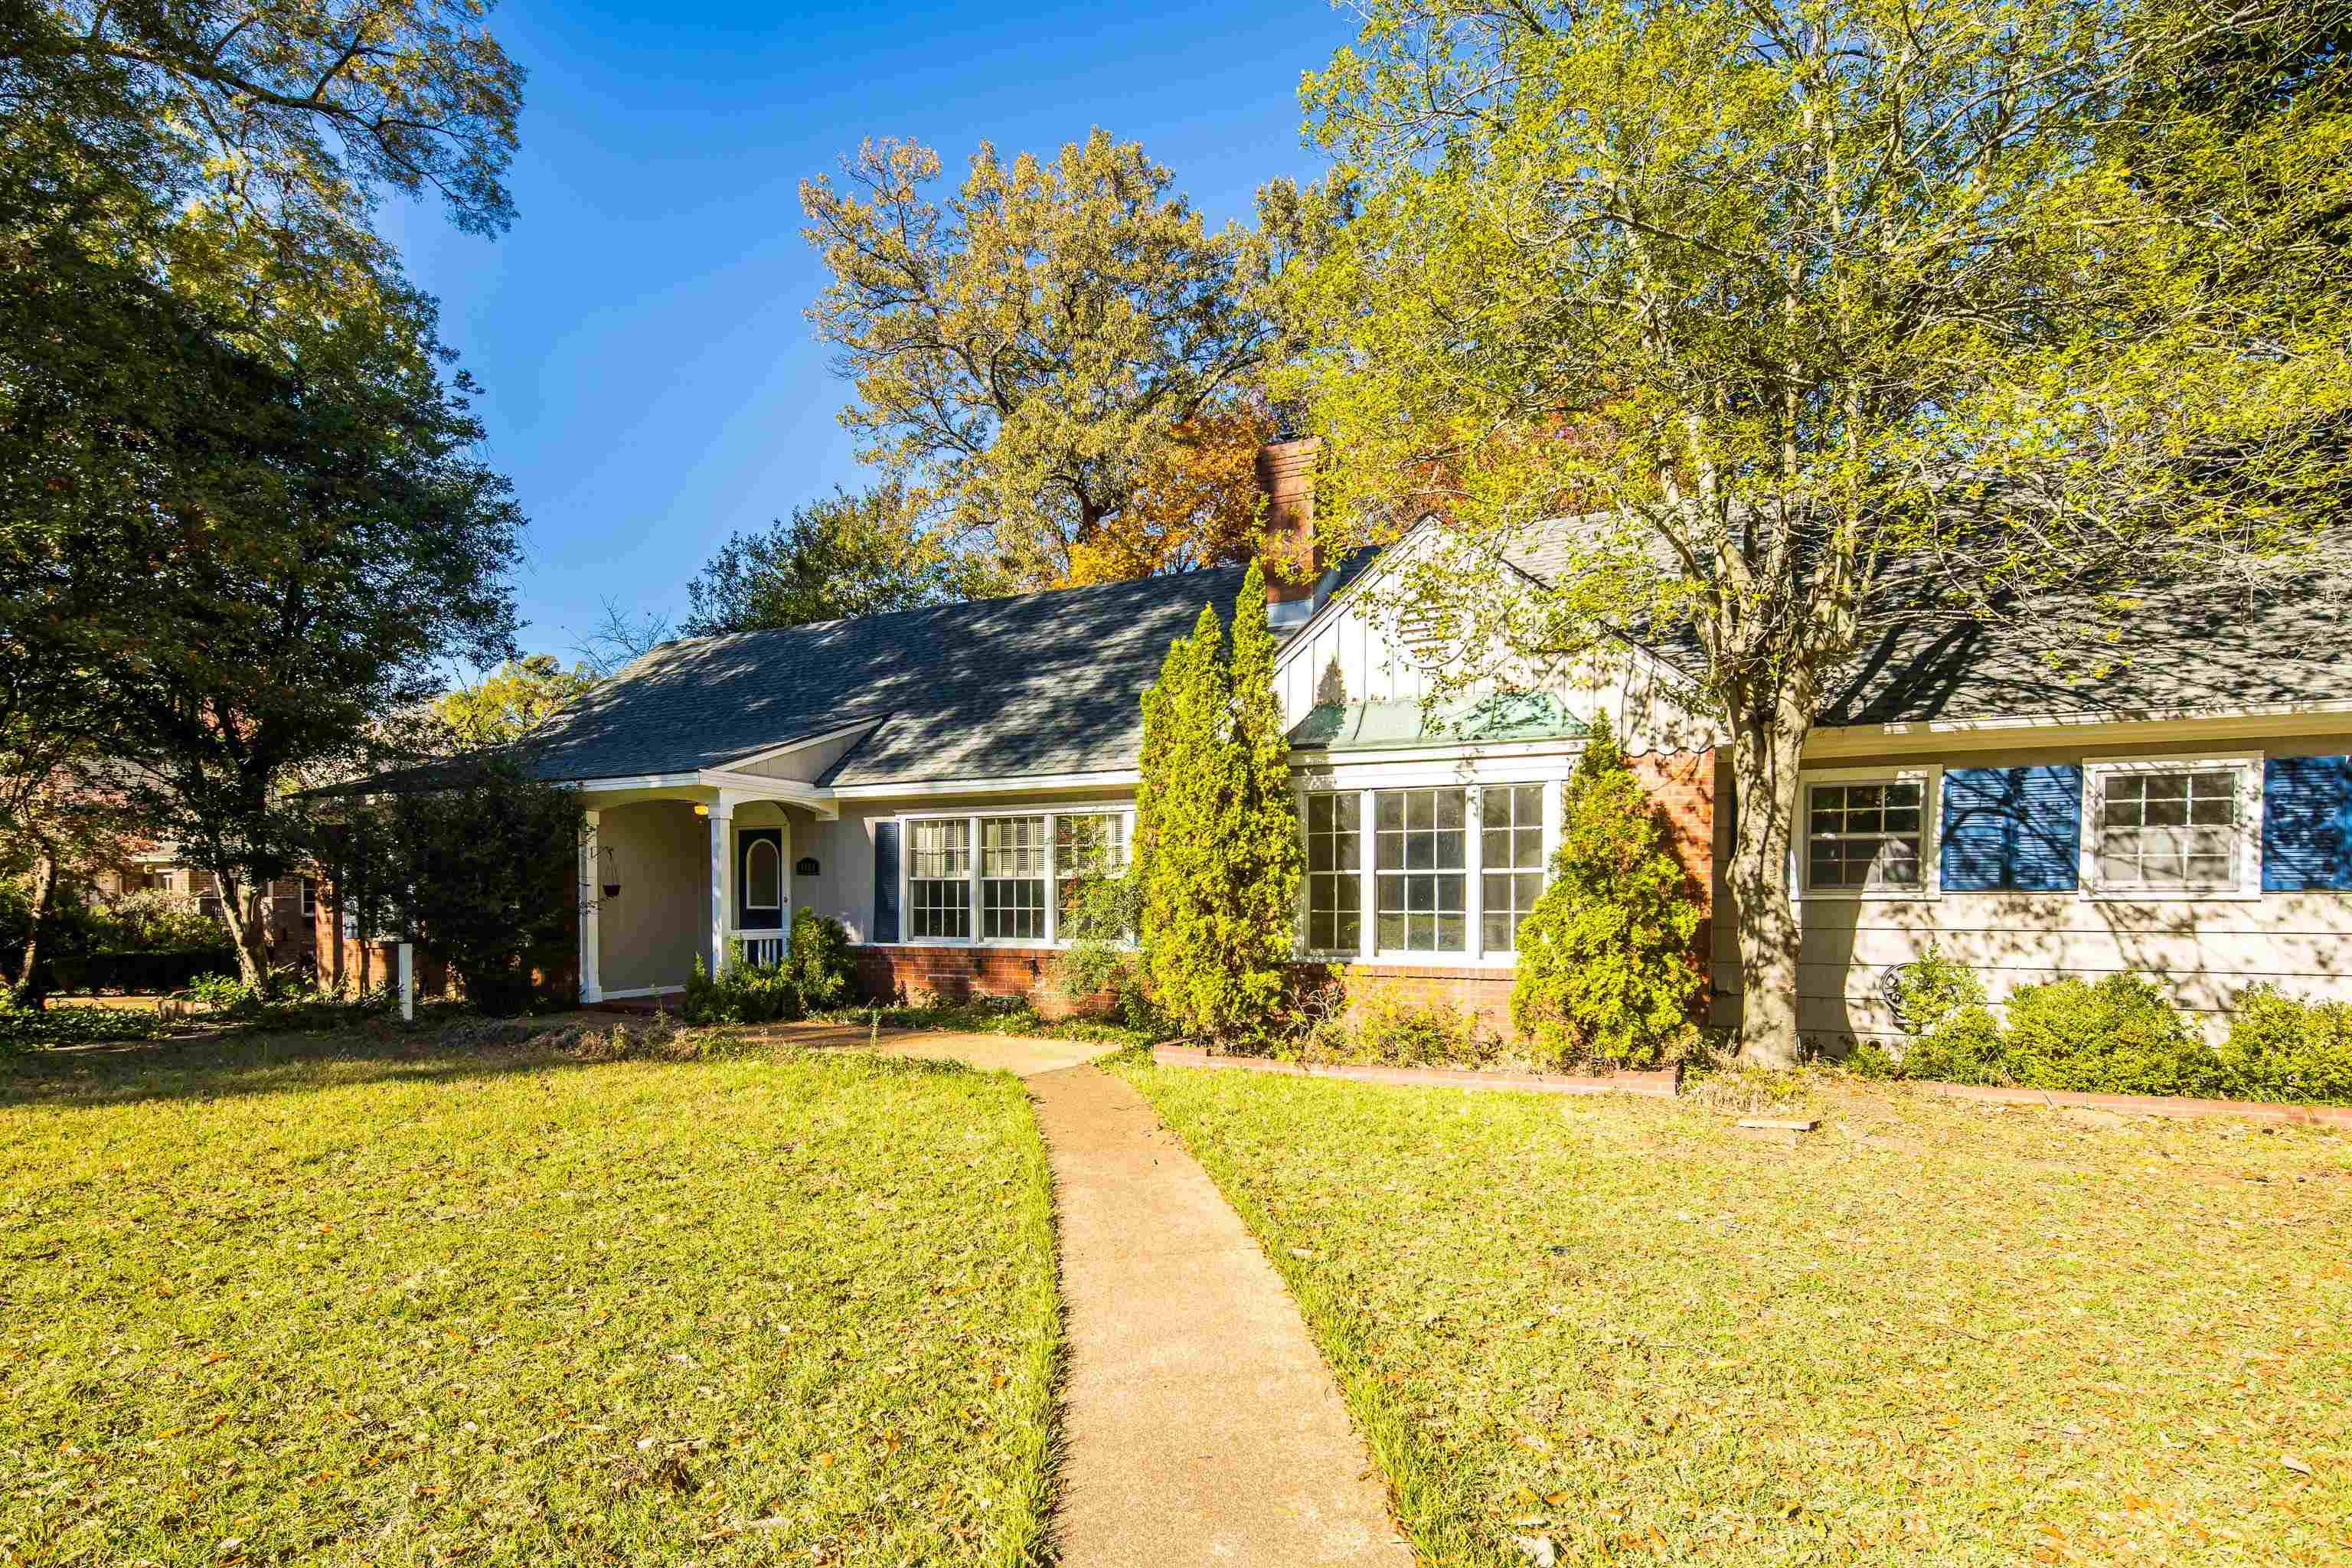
(693, 803, 710, 818)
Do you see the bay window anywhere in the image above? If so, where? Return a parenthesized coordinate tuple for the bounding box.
(1479, 783, 1546, 952)
(1303, 792, 1361, 953)
(1375, 787, 1467, 952)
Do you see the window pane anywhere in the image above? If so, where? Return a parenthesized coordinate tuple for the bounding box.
(1806, 779, 1926, 893)
(2095, 767, 2240, 887)
(743, 839, 781, 908)
(1302, 792, 1363, 952)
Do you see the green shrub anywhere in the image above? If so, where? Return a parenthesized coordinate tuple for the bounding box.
(2220, 985, 2352, 1106)
(2003, 973, 2223, 1098)
(1050, 870, 1145, 1017)
(784, 908, 854, 1011)
(681, 956, 802, 1026)
(0, 1001, 172, 1049)
(1877, 947, 2008, 1084)
(1336, 990, 1502, 1069)
(1510, 721, 1704, 1067)
(188, 972, 253, 1011)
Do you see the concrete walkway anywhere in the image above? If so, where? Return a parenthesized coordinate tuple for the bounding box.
(1031, 1065, 1413, 1567)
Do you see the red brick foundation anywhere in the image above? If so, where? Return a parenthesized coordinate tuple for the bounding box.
(851, 945, 1113, 1021)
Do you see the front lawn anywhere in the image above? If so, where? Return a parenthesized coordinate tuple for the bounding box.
(1118, 1058, 2352, 1566)
(1, 1027, 1060, 1566)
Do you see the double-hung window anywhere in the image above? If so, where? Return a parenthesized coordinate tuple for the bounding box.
(2086, 757, 2259, 897)
(1054, 813, 1129, 936)
(1303, 792, 1362, 953)
(1375, 788, 1467, 952)
(1804, 771, 1935, 895)
(981, 816, 1047, 939)
(1480, 784, 1547, 952)
(909, 818, 972, 939)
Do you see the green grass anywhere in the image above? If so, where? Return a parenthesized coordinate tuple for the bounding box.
(1, 1027, 1061, 1566)
(1116, 1058, 2352, 1566)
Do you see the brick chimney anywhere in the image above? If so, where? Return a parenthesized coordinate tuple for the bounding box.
(1255, 436, 1321, 611)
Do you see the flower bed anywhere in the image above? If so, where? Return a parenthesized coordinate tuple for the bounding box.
(1153, 1043, 1679, 1097)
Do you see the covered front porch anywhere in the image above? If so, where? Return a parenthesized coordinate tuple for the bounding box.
(575, 774, 837, 1002)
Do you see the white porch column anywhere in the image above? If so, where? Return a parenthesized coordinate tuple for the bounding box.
(579, 809, 602, 1004)
(707, 796, 735, 974)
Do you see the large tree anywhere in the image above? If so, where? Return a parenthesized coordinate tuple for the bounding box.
(431, 655, 597, 749)
(679, 484, 1001, 636)
(2, 0, 528, 985)
(802, 130, 1279, 588)
(1283, 0, 2352, 1066)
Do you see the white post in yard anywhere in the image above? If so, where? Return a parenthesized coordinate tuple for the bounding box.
(578, 809, 602, 1004)
(398, 941, 415, 1022)
(707, 795, 734, 975)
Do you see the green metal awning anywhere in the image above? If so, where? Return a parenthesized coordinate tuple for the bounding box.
(1287, 693, 1588, 752)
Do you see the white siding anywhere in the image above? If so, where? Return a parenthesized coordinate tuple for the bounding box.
(1791, 731, 2352, 1044)
(597, 801, 706, 993)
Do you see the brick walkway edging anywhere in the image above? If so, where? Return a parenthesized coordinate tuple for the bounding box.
(1919, 1080, 2352, 1129)
(1153, 1046, 2352, 1128)
(1152, 1044, 1681, 1098)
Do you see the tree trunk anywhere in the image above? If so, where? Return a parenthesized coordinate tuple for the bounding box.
(208, 867, 271, 990)
(1724, 685, 1814, 1069)
(11, 848, 59, 1008)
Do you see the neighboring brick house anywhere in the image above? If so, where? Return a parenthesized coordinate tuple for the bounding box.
(93, 852, 320, 972)
(491, 439, 2352, 1047)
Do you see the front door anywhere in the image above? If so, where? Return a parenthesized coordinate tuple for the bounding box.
(737, 827, 786, 932)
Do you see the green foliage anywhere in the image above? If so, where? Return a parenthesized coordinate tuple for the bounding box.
(681, 956, 802, 1027)
(1883, 945, 2009, 1086)
(2219, 985, 2352, 1107)
(432, 655, 597, 749)
(2004, 974, 2223, 1099)
(783, 908, 854, 1013)
(802, 131, 1276, 587)
(680, 484, 1002, 635)
(0, 1001, 171, 1049)
(1279, 0, 2352, 1068)
(1315, 988, 1504, 1070)
(1134, 566, 1302, 1045)
(1049, 870, 1145, 1011)
(1509, 723, 1704, 1068)
(317, 761, 583, 1018)
(188, 972, 253, 1011)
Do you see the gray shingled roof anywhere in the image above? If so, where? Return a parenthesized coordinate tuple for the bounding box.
(521, 567, 1256, 787)
(1499, 519, 2352, 726)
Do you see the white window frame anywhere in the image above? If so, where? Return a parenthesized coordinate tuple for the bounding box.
(2080, 752, 2263, 903)
(894, 805, 1138, 948)
(1478, 780, 1550, 956)
(1798, 765, 1943, 902)
(1299, 789, 1364, 957)
(1371, 785, 1473, 956)
(1289, 756, 1570, 968)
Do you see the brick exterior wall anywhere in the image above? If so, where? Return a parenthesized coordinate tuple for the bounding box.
(852, 945, 1115, 1021)
(844, 750, 1720, 1038)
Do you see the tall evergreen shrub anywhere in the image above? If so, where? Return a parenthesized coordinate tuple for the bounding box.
(1134, 564, 1302, 1044)
(1509, 721, 1704, 1066)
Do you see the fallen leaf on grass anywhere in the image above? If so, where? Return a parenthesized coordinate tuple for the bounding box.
(2281, 1455, 2314, 1476)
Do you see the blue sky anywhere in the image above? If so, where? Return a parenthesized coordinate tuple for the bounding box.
(381, 0, 1356, 668)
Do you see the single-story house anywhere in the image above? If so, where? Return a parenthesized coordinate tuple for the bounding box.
(522, 441, 2352, 1044)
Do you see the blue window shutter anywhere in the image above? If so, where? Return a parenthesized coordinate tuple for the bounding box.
(1939, 769, 2011, 891)
(872, 821, 901, 942)
(1940, 765, 2080, 892)
(2262, 755, 2352, 892)
(2010, 765, 2083, 891)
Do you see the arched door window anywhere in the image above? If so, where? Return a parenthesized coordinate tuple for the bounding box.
(743, 836, 782, 920)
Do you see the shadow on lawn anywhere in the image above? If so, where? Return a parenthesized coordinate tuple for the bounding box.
(0, 1018, 988, 1114)
(0, 1024, 623, 1112)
